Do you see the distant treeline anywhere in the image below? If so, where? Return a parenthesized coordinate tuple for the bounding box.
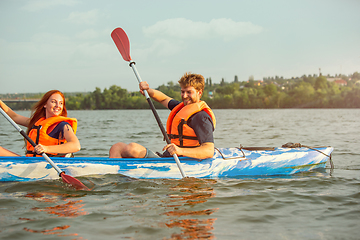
(65, 72, 360, 109)
(3, 72, 360, 110)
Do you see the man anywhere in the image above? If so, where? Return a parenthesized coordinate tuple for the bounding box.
(109, 72, 216, 159)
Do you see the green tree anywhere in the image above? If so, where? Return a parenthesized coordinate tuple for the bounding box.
(93, 87, 103, 109)
(234, 75, 239, 82)
(314, 76, 328, 90)
(351, 72, 360, 80)
(289, 81, 315, 107)
(220, 78, 225, 86)
(264, 83, 277, 96)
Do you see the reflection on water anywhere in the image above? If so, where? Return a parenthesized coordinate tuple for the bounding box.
(3, 177, 218, 239)
(162, 178, 218, 239)
(33, 199, 86, 218)
(21, 191, 88, 239)
(23, 225, 77, 237)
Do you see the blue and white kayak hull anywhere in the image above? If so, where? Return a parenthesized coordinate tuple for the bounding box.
(0, 147, 334, 182)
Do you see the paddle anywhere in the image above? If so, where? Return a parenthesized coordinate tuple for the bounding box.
(111, 27, 187, 178)
(0, 108, 89, 190)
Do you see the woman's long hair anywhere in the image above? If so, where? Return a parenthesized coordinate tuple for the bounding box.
(26, 90, 67, 136)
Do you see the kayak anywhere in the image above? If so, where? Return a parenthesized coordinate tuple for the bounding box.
(0, 145, 333, 182)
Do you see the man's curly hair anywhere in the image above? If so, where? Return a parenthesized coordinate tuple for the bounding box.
(178, 72, 205, 92)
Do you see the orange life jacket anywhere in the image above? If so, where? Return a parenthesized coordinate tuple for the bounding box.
(166, 101, 216, 147)
(26, 116, 77, 157)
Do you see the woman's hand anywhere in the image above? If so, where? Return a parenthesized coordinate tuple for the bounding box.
(36, 124, 81, 155)
(0, 100, 30, 127)
(34, 144, 47, 155)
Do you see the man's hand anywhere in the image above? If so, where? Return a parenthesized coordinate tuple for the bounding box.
(163, 143, 182, 156)
(139, 81, 150, 96)
(163, 142, 214, 159)
(139, 81, 172, 108)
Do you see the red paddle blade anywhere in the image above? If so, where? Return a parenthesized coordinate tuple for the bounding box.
(61, 173, 90, 191)
(111, 27, 132, 61)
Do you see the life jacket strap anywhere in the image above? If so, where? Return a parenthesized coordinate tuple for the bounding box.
(29, 125, 42, 156)
(178, 119, 185, 147)
(166, 118, 199, 147)
(168, 134, 198, 140)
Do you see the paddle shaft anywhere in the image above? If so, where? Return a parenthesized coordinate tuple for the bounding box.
(129, 61, 187, 178)
(0, 108, 63, 176)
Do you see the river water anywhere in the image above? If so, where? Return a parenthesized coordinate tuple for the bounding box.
(0, 109, 359, 239)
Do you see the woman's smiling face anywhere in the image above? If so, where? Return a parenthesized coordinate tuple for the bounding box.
(44, 93, 64, 118)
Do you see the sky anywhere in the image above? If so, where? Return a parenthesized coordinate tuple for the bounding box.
(0, 0, 359, 94)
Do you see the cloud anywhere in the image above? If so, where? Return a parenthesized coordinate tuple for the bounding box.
(143, 18, 263, 41)
(21, 0, 78, 11)
(65, 9, 99, 25)
(76, 29, 99, 40)
(133, 38, 187, 59)
(209, 18, 264, 41)
(138, 18, 264, 58)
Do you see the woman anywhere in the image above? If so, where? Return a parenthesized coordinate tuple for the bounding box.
(0, 90, 81, 157)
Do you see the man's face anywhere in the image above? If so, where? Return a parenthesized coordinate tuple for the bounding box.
(181, 86, 202, 106)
